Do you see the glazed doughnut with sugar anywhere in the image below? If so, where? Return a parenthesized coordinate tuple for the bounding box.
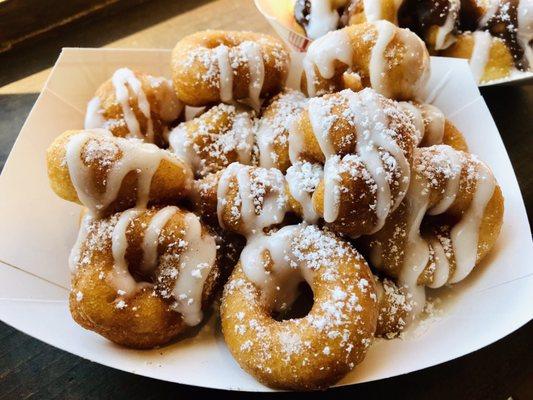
(195, 88, 448, 238)
(85, 68, 183, 147)
(255, 89, 308, 172)
(171, 30, 290, 109)
(70, 207, 219, 348)
(364, 144, 504, 319)
(301, 20, 430, 100)
(221, 224, 378, 390)
(46, 129, 192, 217)
(168, 103, 255, 178)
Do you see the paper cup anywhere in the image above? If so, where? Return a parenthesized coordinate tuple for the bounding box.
(254, 0, 311, 52)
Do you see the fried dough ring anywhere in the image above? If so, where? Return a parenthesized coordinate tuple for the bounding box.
(46, 129, 192, 217)
(301, 21, 430, 100)
(364, 145, 504, 313)
(221, 225, 377, 390)
(70, 207, 219, 349)
(171, 30, 289, 108)
(85, 68, 183, 147)
(168, 103, 255, 178)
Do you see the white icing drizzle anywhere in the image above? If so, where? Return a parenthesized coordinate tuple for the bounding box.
(322, 155, 342, 223)
(363, 0, 384, 21)
(419, 103, 445, 145)
(111, 68, 154, 141)
(389, 146, 496, 317)
(434, 0, 460, 50)
(399, 102, 425, 143)
(517, 0, 533, 67)
(428, 238, 450, 289)
(240, 225, 310, 310)
(288, 117, 306, 165)
(68, 213, 93, 272)
(241, 41, 265, 111)
(399, 102, 445, 146)
(449, 164, 495, 283)
(215, 45, 234, 103)
(305, 0, 341, 39)
(110, 209, 145, 294)
(478, 0, 500, 29)
(307, 96, 337, 157)
(167, 124, 198, 170)
(469, 31, 493, 83)
(255, 91, 307, 169)
(139, 206, 179, 274)
(303, 29, 353, 97)
(346, 89, 410, 231)
(369, 20, 396, 98)
(216, 163, 289, 236)
(427, 146, 461, 215)
(84, 97, 106, 130)
(286, 162, 323, 223)
(66, 130, 180, 216)
(171, 212, 217, 326)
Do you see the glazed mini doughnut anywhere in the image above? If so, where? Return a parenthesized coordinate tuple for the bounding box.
(398, 101, 468, 150)
(85, 68, 183, 147)
(221, 224, 378, 390)
(168, 103, 255, 177)
(193, 88, 419, 237)
(364, 145, 504, 317)
(301, 20, 430, 100)
(46, 129, 192, 217)
(171, 30, 290, 109)
(290, 88, 417, 236)
(255, 89, 308, 172)
(70, 206, 219, 348)
(441, 31, 516, 83)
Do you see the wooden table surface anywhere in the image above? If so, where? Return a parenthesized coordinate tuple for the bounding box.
(0, 0, 531, 398)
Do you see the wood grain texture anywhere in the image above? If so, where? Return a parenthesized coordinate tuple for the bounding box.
(0, 0, 532, 397)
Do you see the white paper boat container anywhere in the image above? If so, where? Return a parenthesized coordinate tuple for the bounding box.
(0, 48, 532, 391)
(255, 0, 533, 87)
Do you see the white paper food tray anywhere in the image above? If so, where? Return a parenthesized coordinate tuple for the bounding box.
(255, 0, 533, 87)
(0, 48, 532, 391)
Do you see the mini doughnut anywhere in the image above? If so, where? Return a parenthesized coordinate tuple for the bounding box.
(85, 68, 183, 147)
(171, 30, 290, 109)
(70, 206, 219, 348)
(221, 224, 378, 390)
(291, 88, 417, 236)
(364, 145, 504, 317)
(255, 89, 308, 172)
(46, 129, 192, 217)
(301, 21, 430, 100)
(168, 103, 255, 178)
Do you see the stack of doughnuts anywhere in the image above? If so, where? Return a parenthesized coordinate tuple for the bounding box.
(294, 0, 533, 83)
(45, 28, 503, 390)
